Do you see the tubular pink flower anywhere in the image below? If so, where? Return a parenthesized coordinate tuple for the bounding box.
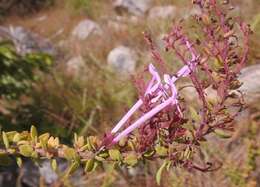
(110, 40, 200, 143)
(112, 97, 174, 143)
(164, 74, 182, 116)
(111, 64, 162, 134)
(111, 99, 143, 134)
(111, 66, 181, 143)
(145, 64, 162, 95)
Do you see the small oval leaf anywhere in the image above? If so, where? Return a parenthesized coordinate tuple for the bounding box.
(109, 149, 121, 161)
(156, 160, 168, 186)
(19, 144, 33, 157)
(2, 132, 9, 149)
(85, 159, 95, 172)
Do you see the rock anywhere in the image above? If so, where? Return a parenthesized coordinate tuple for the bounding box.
(107, 46, 137, 74)
(39, 161, 58, 185)
(181, 64, 260, 105)
(107, 15, 139, 30)
(148, 5, 177, 20)
(0, 165, 18, 187)
(107, 21, 125, 31)
(21, 161, 40, 187)
(66, 56, 85, 76)
(71, 20, 102, 40)
(20, 160, 85, 187)
(107, 15, 139, 31)
(0, 26, 56, 55)
(238, 64, 260, 104)
(113, 0, 152, 16)
(36, 15, 47, 22)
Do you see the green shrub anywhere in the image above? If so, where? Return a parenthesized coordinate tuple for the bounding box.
(0, 41, 53, 134)
(0, 41, 52, 100)
(0, 0, 54, 16)
(65, 0, 107, 19)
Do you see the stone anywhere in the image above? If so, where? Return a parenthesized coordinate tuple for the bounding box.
(20, 160, 85, 187)
(181, 64, 260, 106)
(71, 20, 102, 40)
(238, 64, 260, 104)
(66, 56, 85, 76)
(0, 165, 18, 187)
(148, 5, 177, 20)
(39, 161, 58, 185)
(113, 0, 152, 16)
(107, 46, 137, 74)
(0, 26, 56, 55)
(21, 161, 40, 187)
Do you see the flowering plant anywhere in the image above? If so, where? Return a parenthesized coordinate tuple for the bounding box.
(0, 0, 251, 183)
(102, 0, 251, 169)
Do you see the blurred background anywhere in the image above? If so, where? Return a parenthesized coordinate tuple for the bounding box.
(0, 0, 259, 186)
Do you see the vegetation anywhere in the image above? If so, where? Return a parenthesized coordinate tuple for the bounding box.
(0, 0, 54, 16)
(0, 0, 259, 187)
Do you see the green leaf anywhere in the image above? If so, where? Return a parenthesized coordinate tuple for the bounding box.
(95, 156, 105, 162)
(30, 125, 38, 141)
(85, 159, 95, 172)
(66, 161, 80, 176)
(2, 132, 9, 149)
(86, 137, 97, 151)
(98, 151, 109, 159)
(124, 153, 138, 166)
(156, 160, 168, 186)
(189, 106, 201, 122)
(16, 157, 23, 168)
(79, 143, 90, 152)
(6, 131, 17, 141)
(51, 159, 57, 171)
(31, 151, 38, 159)
(39, 133, 50, 142)
(19, 144, 33, 157)
(39, 133, 50, 149)
(73, 133, 78, 144)
(64, 148, 79, 161)
(13, 133, 21, 142)
(214, 129, 232, 139)
(108, 149, 121, 161)
(143, 150, 155, 158)
(155, 145, 168, 156)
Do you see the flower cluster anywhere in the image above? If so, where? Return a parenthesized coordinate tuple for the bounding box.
(103, 0, 251, 169)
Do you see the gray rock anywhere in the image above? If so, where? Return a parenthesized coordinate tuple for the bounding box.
(21, 159, 85, 187)
(107, 20, 125, 31)
(71, 20, 102, 40)
(0, 165, 18, 187)
(107, 15, 139, 31)
(114, 0, 152, 16)
(21, 161, 40, 187)
(181, 64, 260, 105)
(39, 161, 58, 185)
(66, 56, 85, 75)
(107, 46, 137, 74)
(0, 26, 56, 55)
(238, 64, 260, 104)
(148, 5, 177, 20)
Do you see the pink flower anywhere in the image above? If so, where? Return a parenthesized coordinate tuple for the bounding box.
(110, 40, 199, 144)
